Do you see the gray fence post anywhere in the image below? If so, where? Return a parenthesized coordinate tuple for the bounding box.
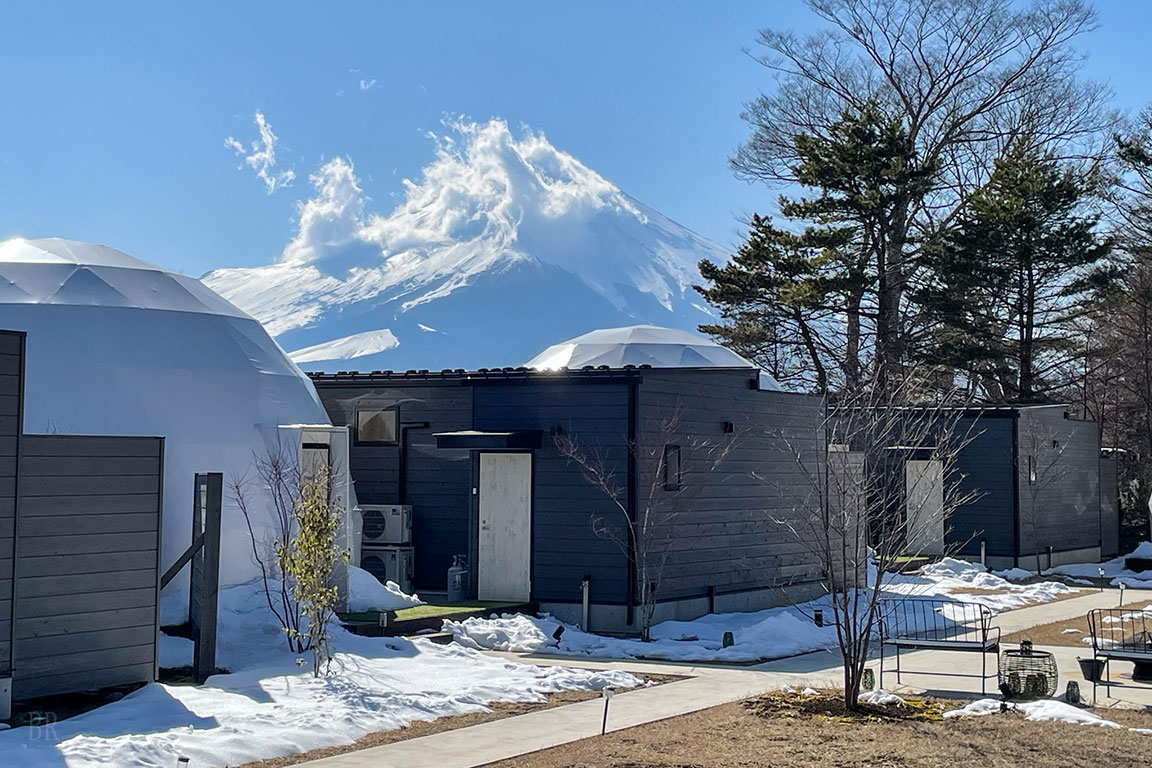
(189, 473, 222, 684)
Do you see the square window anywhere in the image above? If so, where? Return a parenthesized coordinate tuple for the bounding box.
(664, 445, 681, 491)
(356, 409, 398, 445)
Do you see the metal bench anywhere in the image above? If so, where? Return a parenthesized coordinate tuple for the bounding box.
(1087, 608, 1152, 698)
(878, 598, 1000, 694)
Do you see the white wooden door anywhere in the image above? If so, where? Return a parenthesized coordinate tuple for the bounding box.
(905, 459, 945, 556)
(478, 453, 532, 601)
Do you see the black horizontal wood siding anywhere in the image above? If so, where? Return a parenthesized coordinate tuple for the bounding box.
(14, 434, 163, 700)
(0, 331, 22, 684)
(1016, 407, 1101, 558)
(635, 370, 825, 600)
(947, 414, 1016, 557)
(1100, 456, 1119, 559)
(314, 383, 472, 590)
(472, 380, 631, 605)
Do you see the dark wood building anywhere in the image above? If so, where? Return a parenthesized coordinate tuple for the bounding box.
(869, 404, 1119, 570)
(310, 365, 826, 632)
(948, 404, 1118, 570)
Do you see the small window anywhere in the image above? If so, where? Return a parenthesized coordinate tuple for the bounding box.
(356, 409, 398, 445)
(663, 445, 681, 491)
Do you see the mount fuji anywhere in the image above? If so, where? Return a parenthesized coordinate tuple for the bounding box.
(204, 119, 729, 372)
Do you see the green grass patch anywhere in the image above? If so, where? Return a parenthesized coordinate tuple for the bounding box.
(393, 601, 524, 621)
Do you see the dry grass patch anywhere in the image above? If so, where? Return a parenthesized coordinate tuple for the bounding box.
(487, 690, 1152, 768)
(1002, 601, 1152, 647)
(743, 690, 946, 723)
(236, 674, 681, 768)
(949, 586, 1086, 605)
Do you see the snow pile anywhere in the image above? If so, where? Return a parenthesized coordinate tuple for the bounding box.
(205, 118, 726, 372)
(448, 556, 1081, 664)
(993, 567, 1035, 581)
(1051, 542, 1152, 589)
(1, 639, 638, 768)
(162, 573, 422, 671)
(2, 579, 638, 768)
(885, 557, 1080, 611)
(346, 565, 424, 612)
(858, 689, 904, 707)
(944, 698, 1120, 728)
(446, 604, 839, 663)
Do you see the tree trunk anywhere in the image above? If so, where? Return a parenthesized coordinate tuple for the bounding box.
(795, 306, 829, 394)
(875, 209, 910, 395)
(845, 283, 864, 393)
(1020, 258, 1037, 400)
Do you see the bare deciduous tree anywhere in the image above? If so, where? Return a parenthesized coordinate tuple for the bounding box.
(773, 374, 979, 709)
(231, 439, 349, 668)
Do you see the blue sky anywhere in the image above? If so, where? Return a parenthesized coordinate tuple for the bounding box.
(1, 0, 1149, 277)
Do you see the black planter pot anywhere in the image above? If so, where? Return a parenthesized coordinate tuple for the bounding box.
(1078, 657, 1105, 682)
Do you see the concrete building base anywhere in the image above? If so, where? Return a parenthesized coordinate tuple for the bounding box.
(956, 546, 1103, 573)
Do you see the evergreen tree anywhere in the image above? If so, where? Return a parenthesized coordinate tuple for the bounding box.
(697, 214, 841, 393)
(918, 140, 1114, 401)
(698, 104, 936, 393)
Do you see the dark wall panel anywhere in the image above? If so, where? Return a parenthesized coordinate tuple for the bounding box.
(1016, 408, 1101, 558)
(635, 370, 825, 600)
(314, 383, 472, 590)
(473, 380, 631, 605)
(0, 331, 21, 684)
(947, 415, 1016, 557)
(1100, 456, 1120, 559)
(14, 434, 163, 701)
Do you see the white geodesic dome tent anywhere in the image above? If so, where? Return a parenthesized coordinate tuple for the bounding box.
(525, 324, 782, 389)
(0, 237, 332, 591)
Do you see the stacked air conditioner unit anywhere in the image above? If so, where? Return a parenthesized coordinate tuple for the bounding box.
(361, 504, 414, 594)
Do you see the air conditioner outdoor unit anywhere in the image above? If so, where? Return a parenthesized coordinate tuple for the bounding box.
(361, 504, 412, 544)
(361, 544, 414, 594)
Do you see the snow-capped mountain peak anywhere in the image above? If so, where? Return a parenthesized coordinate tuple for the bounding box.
(205, 118, 727, 371)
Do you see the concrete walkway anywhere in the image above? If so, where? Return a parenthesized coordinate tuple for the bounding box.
(299, 667, 783, 767)
(299, 587, 1151, 767)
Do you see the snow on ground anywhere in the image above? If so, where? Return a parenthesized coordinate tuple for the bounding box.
(346, 564, 424, 612)
(449, 557, 1081, 663)
(858, 689, 904, 706)
(944, 698, 1120, 728)
(0, 580, 638, 768)
(884, 558, 1080, 612)
(1051, 542, 1152, 589)
(446, 603, 839, 664)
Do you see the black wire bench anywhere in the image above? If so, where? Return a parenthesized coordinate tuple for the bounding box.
(878, 598, 1000, 694)
(1087, 608, 1152, 698)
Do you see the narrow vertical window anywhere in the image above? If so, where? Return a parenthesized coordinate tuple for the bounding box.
(664, 445, 681, 491)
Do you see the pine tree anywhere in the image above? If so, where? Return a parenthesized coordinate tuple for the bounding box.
(696, 214, 840, 393)
(918, 140, 1115, 401)
(698, 103, 936, 393)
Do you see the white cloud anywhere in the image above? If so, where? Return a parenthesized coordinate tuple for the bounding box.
(225, 112, 296, 194)
(359, 78, 377, 91)
(281, 156, 365, 266)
